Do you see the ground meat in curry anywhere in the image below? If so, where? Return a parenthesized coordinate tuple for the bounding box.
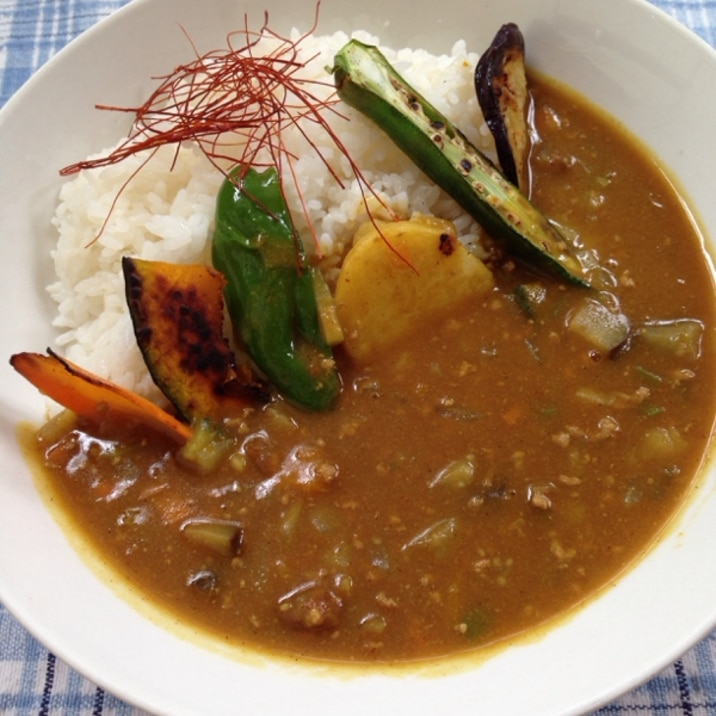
(28, 73, 716, 663)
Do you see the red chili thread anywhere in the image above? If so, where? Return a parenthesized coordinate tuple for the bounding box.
(60, 3, 404, 259)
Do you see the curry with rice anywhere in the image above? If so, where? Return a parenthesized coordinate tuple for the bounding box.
(12, 22, 716, 662)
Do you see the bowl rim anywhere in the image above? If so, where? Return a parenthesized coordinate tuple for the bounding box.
(1, 0, 716, 714)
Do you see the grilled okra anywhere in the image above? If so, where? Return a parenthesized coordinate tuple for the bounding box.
(332, 39, 589, 286)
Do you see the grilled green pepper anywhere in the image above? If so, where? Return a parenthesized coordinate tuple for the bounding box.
(212, 166, 340, 410)
(332, 39, 589, 286)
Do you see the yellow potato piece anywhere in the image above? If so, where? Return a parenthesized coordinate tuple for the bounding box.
(335, 215, 494, 363)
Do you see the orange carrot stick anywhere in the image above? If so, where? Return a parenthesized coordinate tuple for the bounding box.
(10, 349, 191, 445)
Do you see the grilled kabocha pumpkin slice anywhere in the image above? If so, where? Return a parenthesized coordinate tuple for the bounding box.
(122, 257, 265, 423)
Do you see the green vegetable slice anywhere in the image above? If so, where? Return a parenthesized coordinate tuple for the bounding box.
(212, 166, 340, 411)
(332, 39, 590, 286)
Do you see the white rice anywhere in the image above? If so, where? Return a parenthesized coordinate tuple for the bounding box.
(48, 30, 494, 400)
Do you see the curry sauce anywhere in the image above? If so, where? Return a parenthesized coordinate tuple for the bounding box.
(31, 74, 716, 662)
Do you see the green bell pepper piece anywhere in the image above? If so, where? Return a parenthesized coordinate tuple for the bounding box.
(212, 166, 340, 410)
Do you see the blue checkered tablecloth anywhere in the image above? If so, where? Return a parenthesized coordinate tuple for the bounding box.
(1, 1, 716, 713)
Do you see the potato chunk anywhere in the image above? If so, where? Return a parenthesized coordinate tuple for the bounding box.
(335, 215, 493, 362)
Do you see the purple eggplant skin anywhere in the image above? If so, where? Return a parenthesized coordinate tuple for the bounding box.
(475, 23, 531, 191)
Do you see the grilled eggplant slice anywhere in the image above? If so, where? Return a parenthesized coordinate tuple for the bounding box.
(475, 23, 531, 191)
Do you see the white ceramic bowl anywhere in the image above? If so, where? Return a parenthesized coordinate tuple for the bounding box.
(1, 0, 715, 714)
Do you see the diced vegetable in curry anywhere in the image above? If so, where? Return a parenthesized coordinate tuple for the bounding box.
(12, 33, 716, 664)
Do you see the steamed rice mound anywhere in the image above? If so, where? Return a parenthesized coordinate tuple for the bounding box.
(48, 30, 494, 400)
